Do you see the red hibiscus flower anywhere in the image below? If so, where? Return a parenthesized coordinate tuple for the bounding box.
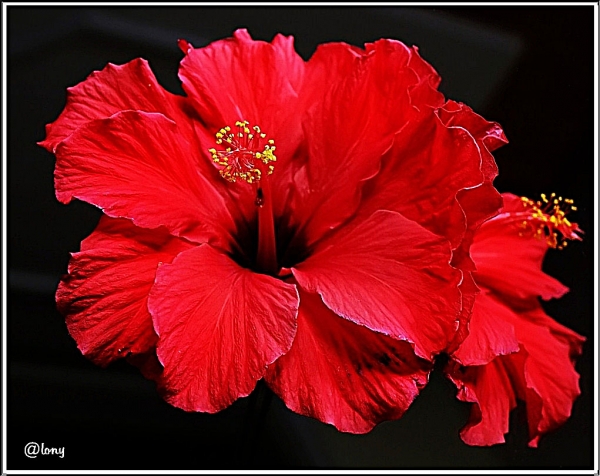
(447, 193, 585, 447)
(40, 29, 506, 433)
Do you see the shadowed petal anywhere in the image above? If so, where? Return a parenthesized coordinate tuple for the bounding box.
(127, 350, 164, 382)
(522, 305, 586, 357)
(516, 308, 584, 447)
(290, 40, 420, 247)
(359, 107, 492, 251)
(447, 356, 518, 446)
(58, 216, 193, 367)
(452, 292, 520, 366)
(438, 101, 505, 270)
(451, 183, 504, 271)
(149, 244, 299, 412)
(293, 210, 461, 360)
(448, 305, 584, 447)
(266, 291, 430, 433)
(54, 110, 237, 248)
(447, 271, 480, 355)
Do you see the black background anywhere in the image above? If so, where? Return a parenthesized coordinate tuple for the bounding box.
(5, 5, 595, 470)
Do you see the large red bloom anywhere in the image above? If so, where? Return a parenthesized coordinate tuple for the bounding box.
(41, 30, 505, 433)
(447, 193, 585, 447)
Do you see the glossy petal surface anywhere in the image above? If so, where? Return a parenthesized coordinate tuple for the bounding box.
(293, 210, 461, 360)
(55, 111, 236, 247)
(448, 356, 518, 446)
(290, 40, 418, 246)
(40, 58, 188, 152)
(449, 307, 584, 447)
(149, 244, 299, 412)
(266, 291, 429, 433)
(452, 292, 520, 366)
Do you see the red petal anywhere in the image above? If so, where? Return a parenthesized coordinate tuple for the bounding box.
(438, 102, 506, 269)
(447, 357, 519, 446)
(452, 292, 520, 366)
(405, 45, 445, 109)
(438, 100, 507, 156)
(57, 216, 192, 367)
(447, 270, 480, 354)
(149, 244, 299, 412)
(443, 102, 506, 272)
(266, 291, 429, 433)
(178, 29, 305, 163)
(359, 105, 494, 252)
(54, 110, 237, 247)
(472, 193, 569, 302)
(515, 308, 585, 447)
(448, 304, 584, 447)
(290, 40, 420, 246)
(523, 305, 586, 357)
(302, 41, 361, 89)
(293, 210, 461, 360)
(451, 183, 503, 271)
(40, 58, 189, 152)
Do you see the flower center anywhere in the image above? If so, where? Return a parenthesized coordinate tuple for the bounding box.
(209, 120, 276, 184)
(209, 120, 279, 275)
(519, 193, 582, 249)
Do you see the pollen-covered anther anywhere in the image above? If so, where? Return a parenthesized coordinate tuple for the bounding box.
(208, 120, 277, 184)
(519, 193, 583, 249)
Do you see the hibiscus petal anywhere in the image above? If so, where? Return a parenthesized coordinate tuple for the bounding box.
(178, 30, 309, 233)
(522, 305, 586, 358)
(40, 58, 189, 152)
(54, 110, 237, 247)
(57, 215, 192, 367)
(149, 244, 299, 412)
(451, 183, 503, 271)
(178, 29, 305, 164)
(447, 357, 519, 446)
(427, 101, 505, 270)
(437, 100, 507, 166)
(448, 305, 584, 447)
(266, 291, 430, 434)
(471, 194, 569, 302)
(359, 104, 492, 252)
(290, 40, 420, 247)
(452, 292, 520, 366)
(292, 210, 461, 360)
(515, 310, 584, 447)
(405, 45, 445, 109)
(446, 270, 480, 355)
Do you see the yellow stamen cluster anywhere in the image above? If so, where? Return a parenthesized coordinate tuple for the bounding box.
(208, 120, 276, 184)
(519, 193, 581, 249)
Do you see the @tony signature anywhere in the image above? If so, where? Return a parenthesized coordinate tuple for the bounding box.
(24, 442, 64, 459)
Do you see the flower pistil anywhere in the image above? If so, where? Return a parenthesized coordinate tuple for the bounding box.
(519, 193, 583, 249)
(209, 120, 279, 275)
(209, 120, 276, 184)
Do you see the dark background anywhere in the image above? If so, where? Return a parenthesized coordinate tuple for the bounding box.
(5, 5, 595, 470)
